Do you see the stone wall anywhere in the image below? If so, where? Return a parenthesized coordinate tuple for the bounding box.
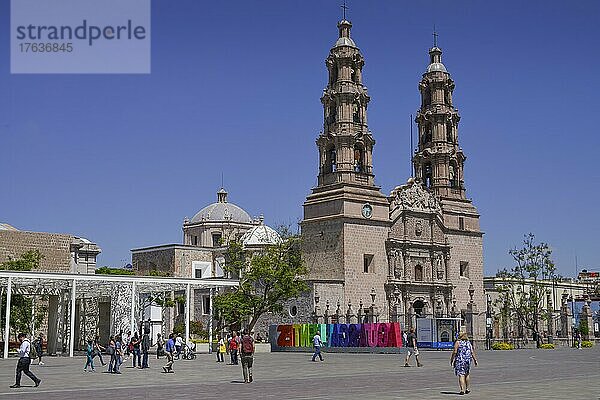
(447, 231, 485, 337)
(301, 220, 344, 281)
(0, 230, 72, 272)
(132, 245, 213, 277)
(343, 222, 390, 317)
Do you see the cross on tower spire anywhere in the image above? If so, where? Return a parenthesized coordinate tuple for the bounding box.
(433, 27, 438, 47)
(341, 1, 348, 21)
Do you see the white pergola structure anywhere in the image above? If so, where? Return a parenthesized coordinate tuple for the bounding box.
(0, 271, 238, 358)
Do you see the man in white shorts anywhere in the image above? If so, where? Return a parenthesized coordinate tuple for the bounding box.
(404, 328, 422, 367)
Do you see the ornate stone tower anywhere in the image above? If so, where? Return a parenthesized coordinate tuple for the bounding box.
(301, 18, 389, 318)
(412, 41, 485, 336)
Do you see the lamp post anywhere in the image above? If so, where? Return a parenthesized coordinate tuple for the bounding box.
(369, 288, 377, 323)
(468, 282, 475, 304)
(546, 290, 553, 344)
(568, 294, 575, 347)
(313, 290, 320, 323)
(393, 287, 401, 323)
(486, 294, 492, 350)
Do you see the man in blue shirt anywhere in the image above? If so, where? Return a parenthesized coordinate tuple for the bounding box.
(162, 333, 175, 373)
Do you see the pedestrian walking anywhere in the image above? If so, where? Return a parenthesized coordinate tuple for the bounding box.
(450, 332, 478, 395)
(311, 331, 324, 362)
(10, 333, 41, 388)
(162, 333, 175, 373)
(32, 333, 44, 366)
(114, 335, 123, 374)
(141, 330, 150, 368)
(404, 328, 422, 367)
(574, 330, 582, 349)
(92, 335, 106, 366)
(229, 332, 239, 365)
(216, 335, 225, 362)
(131, 332, 141, 368)
(106, 336, 116, 373)
(239, 330, 255, 383)
(156, 333, 164, 359)
(83, 339, 95, 372)
(175, 333, 183, 359)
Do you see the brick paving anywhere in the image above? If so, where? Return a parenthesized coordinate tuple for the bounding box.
(0, 347, 598, 399)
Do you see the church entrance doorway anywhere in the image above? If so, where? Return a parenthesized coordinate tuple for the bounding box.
(413, 300, 425, 318)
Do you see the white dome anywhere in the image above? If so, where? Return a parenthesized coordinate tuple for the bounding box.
(241, 224, 282, 247)
(191, 202, 252, 224)
(427, 62, 447, 73)
(334, 37, 356, 48)
(189, 188, 253, 224)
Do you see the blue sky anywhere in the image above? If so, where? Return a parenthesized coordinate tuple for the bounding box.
(1, 1, 599, 276)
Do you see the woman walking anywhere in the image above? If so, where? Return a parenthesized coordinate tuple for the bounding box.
(83, 339, 95, 372)
(450, 332, 478, 395)
(93, 335, 106, 366)
(156, 333, 164, 359)
(107, 336, 116, 373)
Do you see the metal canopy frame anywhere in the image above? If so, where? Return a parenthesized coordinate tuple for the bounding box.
(0, 271, 238, 358)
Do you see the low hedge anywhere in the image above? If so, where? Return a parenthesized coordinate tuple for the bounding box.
(581, 341, 593, 348)
(539, 343, 555, 349)
(492, 342, 514, 350)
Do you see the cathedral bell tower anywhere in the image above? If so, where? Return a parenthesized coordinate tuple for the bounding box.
(413, 43, 465, 199)
(412, 39, 485, 336)
(301, 17, 390, 319)
(317, 19, 375, 187)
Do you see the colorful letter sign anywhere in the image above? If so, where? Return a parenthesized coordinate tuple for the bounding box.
(271, 323, 403, 350)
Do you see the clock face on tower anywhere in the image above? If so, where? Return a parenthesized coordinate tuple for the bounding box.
(361, 203, 373, 219)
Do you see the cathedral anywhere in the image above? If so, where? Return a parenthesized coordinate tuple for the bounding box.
(299, 17, 485, 338)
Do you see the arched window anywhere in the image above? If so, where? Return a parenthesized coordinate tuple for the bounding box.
(328, 102, 337, 125)
(326, 147, 337, 173)
(351, 67, 358, 83)
(354, 145, 364, 172)
(424, 88, 431, 106)
(414, 265, 423, 281)
(449, 163, 458, 188)
(424, 124, 432, 144)
(413, 300, 424, 318)
(352, 102, 361, 123)
(330, 64, 338, 85)
(446, 122, 453, 142)
(423, 163, 432, 188)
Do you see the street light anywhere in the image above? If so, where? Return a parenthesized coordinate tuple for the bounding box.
(568, 294, 575, 347)
(370, 288, 376, 305)
(486, 294, 492, 350)
(468, 282, 475, 304)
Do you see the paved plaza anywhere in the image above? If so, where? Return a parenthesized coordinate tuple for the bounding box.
(0, 348, 598, 399)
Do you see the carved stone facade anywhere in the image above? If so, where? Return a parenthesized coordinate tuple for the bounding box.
(300, 20, 485, 338)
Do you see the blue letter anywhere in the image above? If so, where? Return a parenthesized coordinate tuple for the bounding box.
(16, 26, 26, 39)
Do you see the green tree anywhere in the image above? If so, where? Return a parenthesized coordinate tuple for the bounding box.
(95, 266, 134, 275)
(213, 236, 308, 332)
(578, 318, 589, 338)
(0, 250, 46, 340)
(0, 249, 43, 271)
(496, 233, 556, 348)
